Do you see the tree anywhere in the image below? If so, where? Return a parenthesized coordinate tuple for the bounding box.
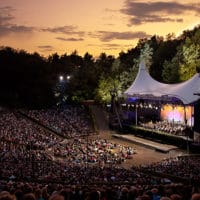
(150, 35, 180, 82)
(69, 52, 98, 101)
(119, 58, 139, 92)
(139, 43, 153, 71)
(95, 53, 115, 78)
(95, 76, 121, 104)
(111, 58, 121, 76)
(179, 38, 200, 81)
(162, 57, 180, 83)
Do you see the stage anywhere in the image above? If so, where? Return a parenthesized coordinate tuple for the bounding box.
(112, 133, 179, 153)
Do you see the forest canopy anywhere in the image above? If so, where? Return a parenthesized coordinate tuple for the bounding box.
(1, 25, 200, 108)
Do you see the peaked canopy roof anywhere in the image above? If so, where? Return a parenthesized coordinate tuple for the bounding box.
(124, 61, 200, 105)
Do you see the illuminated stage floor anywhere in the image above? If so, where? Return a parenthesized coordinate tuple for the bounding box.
(112, 134, 178, 153)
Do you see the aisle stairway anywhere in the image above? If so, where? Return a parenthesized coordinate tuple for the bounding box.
(89, 105, 110, 132)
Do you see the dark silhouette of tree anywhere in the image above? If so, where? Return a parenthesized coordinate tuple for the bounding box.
(150, 35, 181, 82)
(69, 52, 96, 101)
(1, 24, 200, 108)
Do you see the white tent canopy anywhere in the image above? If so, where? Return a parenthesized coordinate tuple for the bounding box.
(124, 61, 200, 105)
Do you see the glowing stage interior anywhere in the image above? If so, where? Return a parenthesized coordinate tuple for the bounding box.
(160, 104, 194, 127)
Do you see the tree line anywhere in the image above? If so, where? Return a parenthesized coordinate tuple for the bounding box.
(1, 25, 200, 108)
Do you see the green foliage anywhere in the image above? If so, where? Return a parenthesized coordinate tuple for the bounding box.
(1, 25, 200, 108)
(150, 35, 180, 82)
(111, 58, 121, 75)
(71, 90, 85, 103)
(119, 60, 139, 92)
(179, 42, 200, 81)
(139, 43, 153, 71)
(162, 46, 183, 83)
(162, 59, 180, 83)
(95, 53, 115, 78)
(95, 76, 121, 103)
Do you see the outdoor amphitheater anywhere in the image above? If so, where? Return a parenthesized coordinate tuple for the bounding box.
(1, 62, 200, 200)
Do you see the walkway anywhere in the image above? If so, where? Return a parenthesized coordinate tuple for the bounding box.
(112, 134, 178, 153)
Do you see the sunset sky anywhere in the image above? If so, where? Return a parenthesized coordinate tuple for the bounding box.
(0, 0, 200, 58)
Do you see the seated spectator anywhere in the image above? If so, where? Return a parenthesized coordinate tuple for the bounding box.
(191, 193, 200, 200)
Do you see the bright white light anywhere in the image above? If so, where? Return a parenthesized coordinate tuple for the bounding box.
(66, 75, 71, 80)
(59, 76, 64, 81)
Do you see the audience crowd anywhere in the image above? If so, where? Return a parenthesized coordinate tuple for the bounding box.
(1, 106, 200, 200)
(22, 106, 94, 138)
(0, 106, 136, 181)
(141, 156, 200, 183)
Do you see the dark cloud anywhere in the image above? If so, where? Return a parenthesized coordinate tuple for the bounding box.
(104, 44, 122, 47)
(88, 43, 123, 47)
(102, 43, 133, 50)
(42, 26, 85, 37)
(0, 6, 34, 36)
(0, 6, 15, 25)
(38, 45, 54, 52)
(121, 1, 200, 25)
(91, 31, 151, 42)
(87, 43, 134, 52)
(0, 6, 83, 38)
(104, 43, 133, 48)
(0, 24, 34, 36)
(103, 47, 120, 50)
(38, 45, 53, 49)
(56, 37, 84, 41)
(130, 16, 183, 25)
